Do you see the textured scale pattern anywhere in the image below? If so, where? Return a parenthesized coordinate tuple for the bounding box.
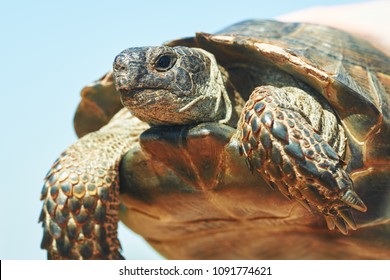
(40, 109, 148, 259)
(239, 86, 367, 234)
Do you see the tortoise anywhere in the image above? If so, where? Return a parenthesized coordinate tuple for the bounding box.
(40, 20, 390, 260)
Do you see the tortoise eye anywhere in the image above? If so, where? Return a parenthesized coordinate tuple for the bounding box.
(155, 53, 176, 71)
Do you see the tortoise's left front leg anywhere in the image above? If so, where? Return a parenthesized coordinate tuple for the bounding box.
(238, 86, 367, 234)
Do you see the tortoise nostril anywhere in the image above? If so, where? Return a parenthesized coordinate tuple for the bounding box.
(113, 54, 128, 71)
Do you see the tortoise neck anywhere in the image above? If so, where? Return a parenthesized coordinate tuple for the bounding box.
(219, 66, 245, 128)
(212, 65, 233, 126)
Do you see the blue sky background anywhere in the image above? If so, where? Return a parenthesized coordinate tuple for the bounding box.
(0, 0, 367, 260)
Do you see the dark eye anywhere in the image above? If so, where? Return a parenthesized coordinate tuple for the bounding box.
(155, 54, 176, 71)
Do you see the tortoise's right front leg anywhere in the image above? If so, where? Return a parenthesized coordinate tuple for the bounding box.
(238, 86, 367, 234)
(40, 109, 148, 259)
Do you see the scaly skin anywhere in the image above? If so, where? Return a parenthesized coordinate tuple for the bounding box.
(114, 45, 368, 235)
(40, 109, 148, 259)
(238, 86, 367, 234)
(40, 41, 372, 259)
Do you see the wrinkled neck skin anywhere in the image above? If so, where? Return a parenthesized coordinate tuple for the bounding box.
(175, 49, 233, 126)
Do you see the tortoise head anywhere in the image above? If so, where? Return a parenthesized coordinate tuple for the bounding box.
(113, 46, 231, 125)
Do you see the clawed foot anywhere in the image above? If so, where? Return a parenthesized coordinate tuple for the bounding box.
(238, 86, 367, 234)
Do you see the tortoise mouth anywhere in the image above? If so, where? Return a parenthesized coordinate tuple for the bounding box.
(118, 87, 159, 96)
(119, 88, 170, 108)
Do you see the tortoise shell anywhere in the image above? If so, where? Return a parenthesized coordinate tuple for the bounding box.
(68, 20, 390, 259)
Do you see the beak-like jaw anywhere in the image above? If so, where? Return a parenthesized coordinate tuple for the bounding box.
(114, 45, 160, 90)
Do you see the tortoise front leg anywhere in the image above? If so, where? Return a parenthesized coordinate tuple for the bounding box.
(39, 109, 148, 259)
(238, 86, 367, 234)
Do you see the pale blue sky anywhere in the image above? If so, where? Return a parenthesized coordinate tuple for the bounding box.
(0, 0, 366, 259)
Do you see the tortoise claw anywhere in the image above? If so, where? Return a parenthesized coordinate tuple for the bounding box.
(297, 199, 314, 213)
(340, 190, 367, 212)
(238, 85, 367, 235)
(325, 208, 357, 233)
(334, 217, 349, 235)
(324, 216, 336, 231)
(337, 208, 357, 230)
(39, 109, 140, 259)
